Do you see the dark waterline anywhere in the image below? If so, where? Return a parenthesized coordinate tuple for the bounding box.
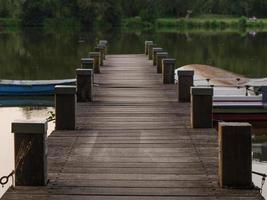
(0, 28, 267, 79)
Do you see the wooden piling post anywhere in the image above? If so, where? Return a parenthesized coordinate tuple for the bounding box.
(190, 87, 213, 128)
(55, 85, 76, 130)
(12, 120, 48, 186)
(152, 48, 163, 66)
(89, 52, 101, 73)
(218, 122, 252, 188)
(95, 46, 104, 66)
(148, 43, 156, 60)
(162, 58, 176, 84)
(177, 70, 194, 102)
(99, 40, 108, 45)
(97, 43, 106, 60)
(145, 41, 153, 55)
(81, 58, 94, 69)
(76, 69, 93, 102)
(99, 40, 108, 54)
(156, 52, 168, 73)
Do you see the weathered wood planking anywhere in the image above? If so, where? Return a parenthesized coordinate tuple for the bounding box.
(2, 54, 263, 200)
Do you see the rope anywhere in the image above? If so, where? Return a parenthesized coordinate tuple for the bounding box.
(252, 171, 267, 194)
(0, 138, 34, 188)
(0, 171, 14, 188)
(194, 78, 244, 81)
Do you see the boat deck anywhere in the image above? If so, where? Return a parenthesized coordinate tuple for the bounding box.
(2, 54, 263, 200)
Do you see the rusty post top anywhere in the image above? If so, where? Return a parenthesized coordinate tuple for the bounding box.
(55, 85, 76, 94)
(177, 70, 194, 76)
(190, 87, 213, 96)
(81, 58, 94, 63)
(12, 120, 48, 134)
(162, 58, 176, 64)
(152, 47, 163, 52)
(156, 52, 168, 56)
(76, 68, 93, 75)
(99, 40, 108, 45)
(89, 52, 100, 56)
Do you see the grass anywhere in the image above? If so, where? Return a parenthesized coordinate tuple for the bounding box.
(1, 15, 267, 32)
(122, 15, 267, 32)
(122, 17, 152, 29)
(196, 14, 238, 19)
(156, 16, 267, 30)
(0, 18, 21, 27)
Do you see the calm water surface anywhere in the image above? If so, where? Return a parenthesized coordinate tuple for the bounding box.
(1, 28, 267, 198)
(0, 107, 54, 197)
(0, 29, 267, 79)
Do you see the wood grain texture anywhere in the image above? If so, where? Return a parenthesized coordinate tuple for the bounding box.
(2, 54, 263, 200)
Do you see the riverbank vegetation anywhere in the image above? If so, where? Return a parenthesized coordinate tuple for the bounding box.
(155, 16, 267, 30)
(1, 0, 267, 30)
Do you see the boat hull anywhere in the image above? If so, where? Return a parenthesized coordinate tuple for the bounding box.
(0, 96, 54, 107)
(0, 79, 76, 95)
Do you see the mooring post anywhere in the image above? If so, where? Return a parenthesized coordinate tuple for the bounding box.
(12, 120, 47, 186)
(177, 70, 194, 102)
(89, 52, 101, 73)
(94, 46, 104, 66)
(81, 58, 94, 69)
(162, 58, 176, 84)
(145, 41, 153, 55)
(97, 43, 106, 60)
(76, 69, 93, 102)
(99, 40, 108, 54)
(156, 52, 168, 73)
(55, 85, 76, 130)
(190, 87, 213, 128)
(218, 122, 252, 188)
(148, 43, 156, 60)
(99, 40, 108, 45)
(152, 48, 163, 66)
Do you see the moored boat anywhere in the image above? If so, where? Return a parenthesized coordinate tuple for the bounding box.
(176, 65, 267, 123)
(0, 79, 76, 95)
(0, 96, 54, 107)
(211, 88, 267, 122)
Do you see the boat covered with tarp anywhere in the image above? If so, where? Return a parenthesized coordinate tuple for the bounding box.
(0, 79, 76, 95)
(176, 65, 267, 123)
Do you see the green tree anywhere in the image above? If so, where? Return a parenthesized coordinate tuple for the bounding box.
(21, 0, 52, 26)
(119, 0, 144, 17)
(0, 0, 22, 18)
(76, 0, 97, 27)
(98, 0, 122, 26)
(140, 0, 158, 22)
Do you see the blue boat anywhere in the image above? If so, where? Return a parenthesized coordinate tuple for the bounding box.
(0, 96, 54, 107)
(0, 79, 76, 96)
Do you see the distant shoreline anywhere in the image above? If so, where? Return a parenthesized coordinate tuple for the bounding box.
(2, 15, 267, 32)
(124, 16, 267, 32)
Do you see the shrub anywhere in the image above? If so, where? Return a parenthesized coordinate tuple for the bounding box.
(238, 16, 247, 29)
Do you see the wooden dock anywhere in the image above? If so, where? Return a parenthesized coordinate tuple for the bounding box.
(2, 54, 263, 200)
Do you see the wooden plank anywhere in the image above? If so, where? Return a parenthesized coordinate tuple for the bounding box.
(1, 194, 221, 200)
(2, 54, 262, 200)
(49, 179, 214, 188)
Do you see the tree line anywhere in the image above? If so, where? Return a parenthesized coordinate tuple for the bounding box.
(0, 0, 267, 27)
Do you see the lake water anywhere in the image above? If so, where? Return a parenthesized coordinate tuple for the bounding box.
(0, 28, 267, 198)
(0, 107, 54, 197)
(1, 29, 267, 80)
